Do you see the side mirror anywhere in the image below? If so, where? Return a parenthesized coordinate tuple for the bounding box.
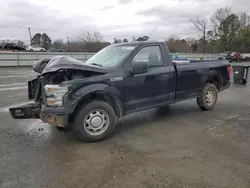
(130, 63, 148, 75)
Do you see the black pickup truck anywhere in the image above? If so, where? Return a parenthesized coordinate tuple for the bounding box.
(9, 41, 231, 142)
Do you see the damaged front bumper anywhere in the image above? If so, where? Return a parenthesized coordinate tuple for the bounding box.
(40, 106, 70, 128)
(9, 103, 41, 119)
(9, 103, 70, 128)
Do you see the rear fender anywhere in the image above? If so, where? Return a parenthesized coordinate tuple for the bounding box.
(205, 69, 222, 89)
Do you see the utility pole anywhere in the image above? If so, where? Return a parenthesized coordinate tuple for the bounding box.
(28, 27, 32, 45)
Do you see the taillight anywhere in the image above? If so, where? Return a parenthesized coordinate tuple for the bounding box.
(227, 65, 232, 78)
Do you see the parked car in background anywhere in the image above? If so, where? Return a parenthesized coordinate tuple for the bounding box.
(46, 48, 64, 52)
(171, 54, 190, 63)
(227, 52, 241, 62)
(0, 43, 25, 52)
(217, 51, 230, 60)
(26, 45, 45, 52)
(240, 53, 250, 61)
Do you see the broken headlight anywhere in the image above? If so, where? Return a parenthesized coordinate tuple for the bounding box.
(44, 85, 68, 106)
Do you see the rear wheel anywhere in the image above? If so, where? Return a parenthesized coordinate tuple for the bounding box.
(72, 100, 117, 142)
(197, 83, 218, 110)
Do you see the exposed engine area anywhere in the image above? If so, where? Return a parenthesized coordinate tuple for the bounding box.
(32, 56, 107, 84)
(30, 56, 108, 105)
(44, 69, 85, 85)
(33, 68, 105, 104)
(43, 68, 105, 84)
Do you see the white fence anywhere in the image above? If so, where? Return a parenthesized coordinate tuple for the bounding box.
(0, 52, 95, 66)
(0, 52, 220, 67)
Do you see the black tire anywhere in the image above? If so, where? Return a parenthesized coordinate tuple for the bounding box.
(72, 100, 117, 142)
(56, 127, 66, 132)
(56, 126, 71, 133)
(30, 49, 33, 52)
(196, 83, 218, 111)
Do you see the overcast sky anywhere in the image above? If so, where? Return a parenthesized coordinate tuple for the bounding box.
(0, 0, 248, 43)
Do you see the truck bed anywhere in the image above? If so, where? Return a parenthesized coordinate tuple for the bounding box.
(174, 60, 230, 102)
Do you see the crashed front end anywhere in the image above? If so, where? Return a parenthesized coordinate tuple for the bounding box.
(9, 80, 71, 128)
(9, 56, 107, 128)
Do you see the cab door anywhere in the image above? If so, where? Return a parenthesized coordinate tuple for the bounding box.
(124, 45, 175, 111)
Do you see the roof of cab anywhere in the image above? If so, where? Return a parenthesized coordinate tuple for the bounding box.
(112, 41, 164, 46)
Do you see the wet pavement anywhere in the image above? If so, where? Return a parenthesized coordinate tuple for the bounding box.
(1, 67, 250, 188)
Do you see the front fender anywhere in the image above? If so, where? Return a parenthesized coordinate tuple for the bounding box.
(69, 83, 123, 114)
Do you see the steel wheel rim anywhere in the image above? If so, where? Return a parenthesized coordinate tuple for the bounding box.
(83, 109, 110, 136)
(206, 89, 214, 104)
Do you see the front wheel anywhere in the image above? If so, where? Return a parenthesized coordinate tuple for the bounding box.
(197, 83, 218, 111)
(72, 100, 117, 142)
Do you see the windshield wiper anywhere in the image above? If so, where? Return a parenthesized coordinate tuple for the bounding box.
(92, 63, 103, 67)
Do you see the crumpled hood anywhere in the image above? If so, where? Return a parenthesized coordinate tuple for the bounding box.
(32, 56, 108, 74)
(32, 58, 50, 74)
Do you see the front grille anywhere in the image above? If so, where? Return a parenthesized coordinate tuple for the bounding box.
(28, 78, 39, 100)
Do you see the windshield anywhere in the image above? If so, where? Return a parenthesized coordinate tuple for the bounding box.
(85, 45, 135, 68)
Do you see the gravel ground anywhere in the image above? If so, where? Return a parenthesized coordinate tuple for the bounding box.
(0, 66, 250, 188)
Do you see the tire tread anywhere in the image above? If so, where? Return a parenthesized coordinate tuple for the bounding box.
(196, 83, 218, 111)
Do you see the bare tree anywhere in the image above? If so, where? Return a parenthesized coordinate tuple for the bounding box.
(82, 31, 103, 43)
(67, 31, 109, 52)
(52, 39, 64, 49)
(219, 14, 241, 50)
(211, 7, 231, 29)
(190, 17, 208, 52)
(16, 40, 26, 48)
(239, 12, 250, 28)
(186, 37, 196, 53)
(209, 7, 232, 51)
(165, 35, 178, 52)
(93, 31, 103, 43)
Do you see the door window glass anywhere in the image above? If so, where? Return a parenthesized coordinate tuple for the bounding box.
(132, 46, 163, 67)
